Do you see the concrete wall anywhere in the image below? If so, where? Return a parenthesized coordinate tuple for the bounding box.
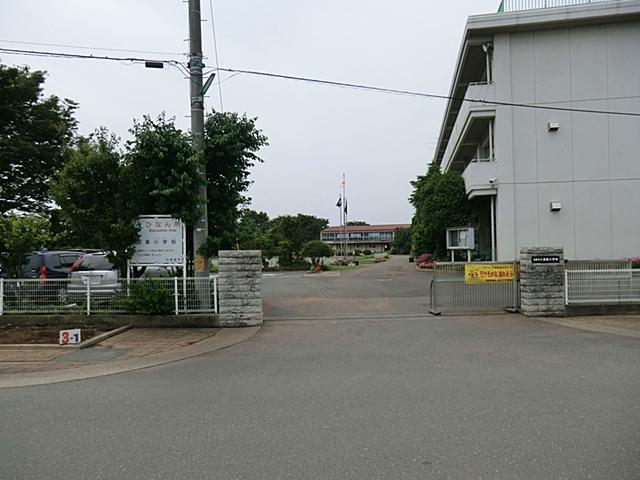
(492, 21, 640, 260)
(520, 247, 566, 317)
(218, 250, 263, 327)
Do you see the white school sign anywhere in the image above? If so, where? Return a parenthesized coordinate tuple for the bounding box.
(130, 215, 185, 266)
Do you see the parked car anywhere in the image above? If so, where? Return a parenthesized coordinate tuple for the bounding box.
(22, 250, 84, 280)
(17, 251, 84, 304)
(68, 253, 120, 303)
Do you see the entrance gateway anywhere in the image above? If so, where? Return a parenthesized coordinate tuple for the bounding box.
(429, 247, 569, 316)
(429, 261, 519, 315)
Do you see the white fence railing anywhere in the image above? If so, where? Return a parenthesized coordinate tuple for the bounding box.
(499, 0, 612, 12)
(565, 269, 640, 304)
(0, 277, 218, 315)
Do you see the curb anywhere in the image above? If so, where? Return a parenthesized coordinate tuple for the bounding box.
(0, 325, 132, 351)
(0, 326, 261, 389)
(78, 325, 133, 349)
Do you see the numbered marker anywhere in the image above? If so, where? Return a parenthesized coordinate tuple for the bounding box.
(59, 329, 82, 345)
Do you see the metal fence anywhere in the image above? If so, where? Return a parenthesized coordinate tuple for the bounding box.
(0, 277, 218, 315)
(498, 0, 612, 12)
(566, 259, 631, 270)
(565, 269, 640, 304)
(429, 262, 520, 315)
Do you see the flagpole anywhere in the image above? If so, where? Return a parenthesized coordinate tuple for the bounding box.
(340, 173, 349, 257)
(339, 191, 343, 257)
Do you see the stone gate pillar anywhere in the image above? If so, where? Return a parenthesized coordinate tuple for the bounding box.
(520, 247, 565, 317)
(218, 250, 263, 327)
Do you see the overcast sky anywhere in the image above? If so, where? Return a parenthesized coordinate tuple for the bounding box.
(1, 0, 498, 226)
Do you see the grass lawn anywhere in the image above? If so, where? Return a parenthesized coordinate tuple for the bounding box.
(326, 256, 387, 271)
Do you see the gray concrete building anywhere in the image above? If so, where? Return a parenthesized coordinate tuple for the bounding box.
(434, 0, 640, 261)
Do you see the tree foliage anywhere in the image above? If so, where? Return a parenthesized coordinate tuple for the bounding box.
(51, 115, 212, 270)
(0, 62, 270, 266)
(0, 214, 52, 277)
(391, 227, 412, 255)
(50, 132, 138, 271)
(301, 240, 333, 266)
(125, 114, 201, 224)
(0, 65, 77, 214)
(410, 163, 471, 258)
(346, 221, 369, 226)
(270, 214, 329, 266)
(236, 209, 273, 255)
(201, 111, 268, 255)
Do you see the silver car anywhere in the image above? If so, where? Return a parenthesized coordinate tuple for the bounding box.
(68, 254, 120, 303)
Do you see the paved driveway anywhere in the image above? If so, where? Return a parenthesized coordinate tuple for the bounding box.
(263, 255, 431, 319)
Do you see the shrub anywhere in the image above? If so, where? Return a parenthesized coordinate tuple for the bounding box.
(631, 257, 640, 268)
(416, 253, 432, 264)
(362, 249, 372, 256)
(117, 278, 174, 315)
(416, 253, 434, 270)
(301, 240, 333, 267)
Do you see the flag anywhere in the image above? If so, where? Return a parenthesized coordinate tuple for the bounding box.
(336, 197, 342, 208)
(344, 197, 348, 215)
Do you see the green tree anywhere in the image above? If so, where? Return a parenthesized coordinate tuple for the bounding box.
(0, 65, 77, 214)
(50, 132, 138, 272)
(0, 214, 52, 277)
(236, 209, 273, 255)
(270, 214, 329, 265)
(391, 227, 412, 255)
(346, 221, 369, 226)
(125, 114, 202, 224)
(301, 240, 334, 266)
(410, 163, 470, 258)
(201, 111, 268, 255)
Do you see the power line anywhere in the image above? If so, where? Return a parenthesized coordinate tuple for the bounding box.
(0, 39, 184, 57)
(207, 0, 224, 111)
(0, 47, 191, 76)
(1, 46, 640, 118)
(214, 66, 640, 118)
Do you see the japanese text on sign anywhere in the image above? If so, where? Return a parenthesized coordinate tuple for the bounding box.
(130, 216, 185, 266)
(464, 264, 514, 284)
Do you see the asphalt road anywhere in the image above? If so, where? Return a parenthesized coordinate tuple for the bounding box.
(263, 255, 430, 319)
(2, 257, 640, 479)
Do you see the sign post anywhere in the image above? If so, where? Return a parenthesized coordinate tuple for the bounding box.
(129, 215, 187, 311)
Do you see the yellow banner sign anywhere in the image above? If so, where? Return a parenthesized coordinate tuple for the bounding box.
(464, 264, 514, 284)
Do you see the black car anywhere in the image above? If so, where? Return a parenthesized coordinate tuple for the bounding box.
(22, 251, 84, 279)
(1, 251, 86, 311)
(21, 251, 85, 305)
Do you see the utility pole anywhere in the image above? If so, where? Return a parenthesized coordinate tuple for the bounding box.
(188, 0, 209, 279)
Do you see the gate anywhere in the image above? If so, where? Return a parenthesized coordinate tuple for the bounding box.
(429, 262, 520, 315)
